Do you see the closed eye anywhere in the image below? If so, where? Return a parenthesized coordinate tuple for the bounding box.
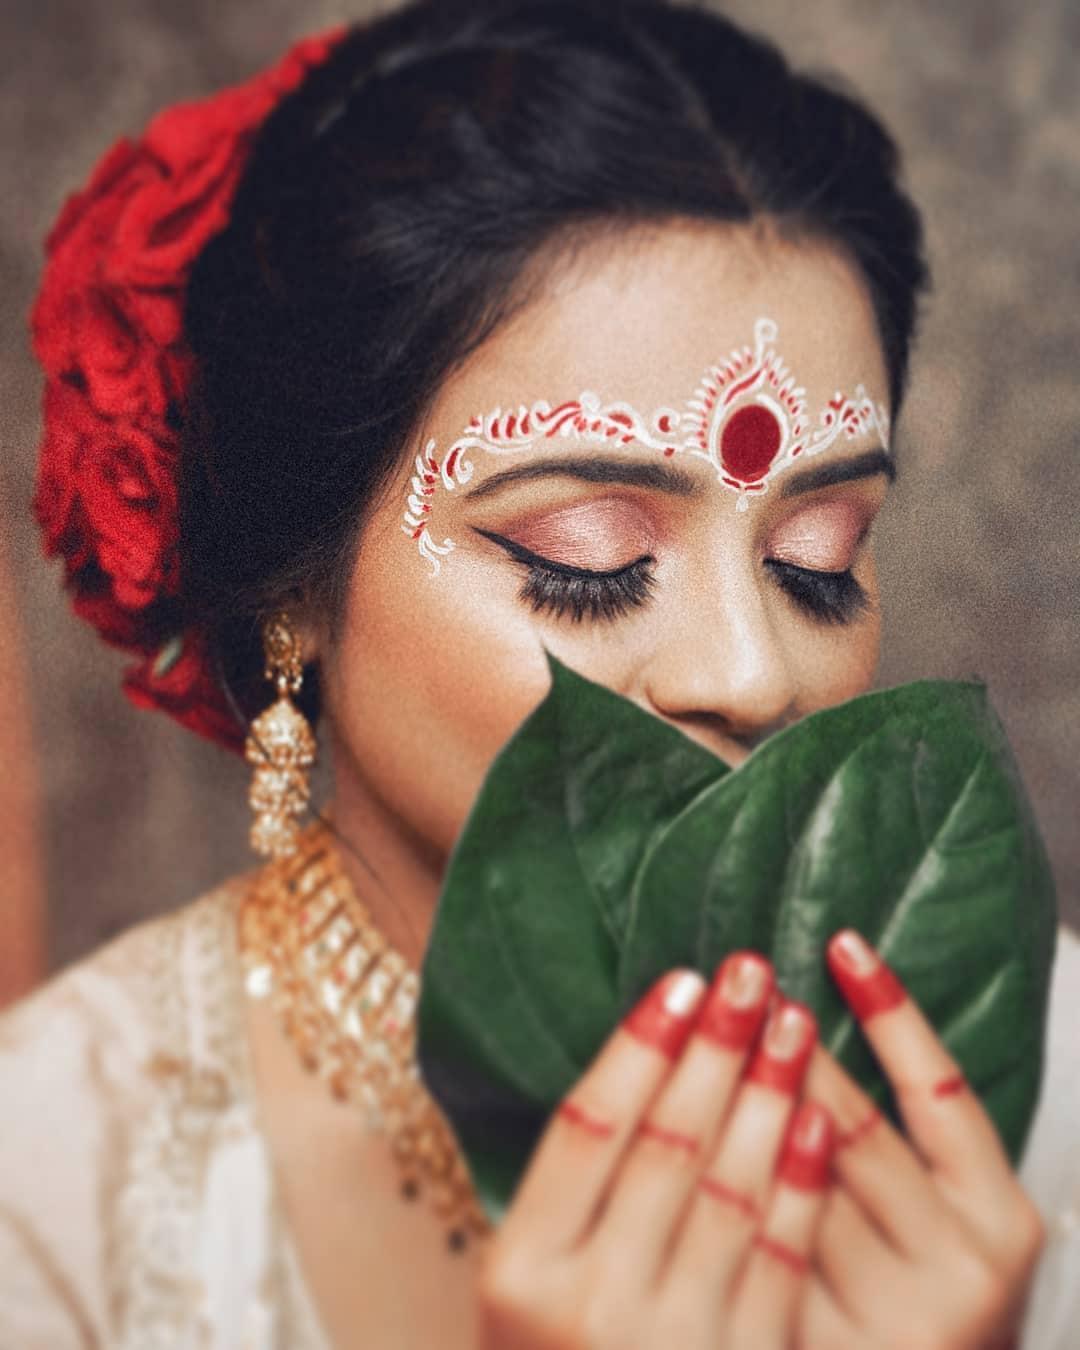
(474, 528, 657, 623)
(765, 559, 869, 625)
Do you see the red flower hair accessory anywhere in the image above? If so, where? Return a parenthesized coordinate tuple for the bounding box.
(30, 28, 345, 751)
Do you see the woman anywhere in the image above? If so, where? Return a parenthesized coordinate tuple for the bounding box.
(2, 1, 1077, 1346)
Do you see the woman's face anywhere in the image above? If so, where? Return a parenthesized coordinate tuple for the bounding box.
(319, 222, 893, 864)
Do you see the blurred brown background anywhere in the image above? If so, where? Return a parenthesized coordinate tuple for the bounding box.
(2, 0, 1077, 981)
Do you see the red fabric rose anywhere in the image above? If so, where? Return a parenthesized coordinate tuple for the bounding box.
(32, 152, 162, 388)
(33, 382, 91, 569)
(34, 380, 179, 613)
(124, 632, 246, 753)
(34, 281, 185, 420)
(112, 115, 257, 293)
(72, 580, 153, 653)
(29, 26, 345, 750)
(115, 28, 344, 292)
(79, 418, 180, 612)
(42, 140, 144, 258)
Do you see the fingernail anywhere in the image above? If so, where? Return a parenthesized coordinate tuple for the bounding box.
(745, 1000, 816, 1093)
(778, 1101, 834, 1190)
(623, 969, 706, 1059)
(828, 930, 905, 1022)
(698, 952, 772, 1050)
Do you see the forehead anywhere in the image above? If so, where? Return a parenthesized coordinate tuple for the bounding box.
(429, 221, 890, 440)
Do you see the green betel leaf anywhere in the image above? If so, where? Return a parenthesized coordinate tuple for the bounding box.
(417, 656, 1058, 1221)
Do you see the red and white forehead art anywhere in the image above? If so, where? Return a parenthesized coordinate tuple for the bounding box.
(401, 317, 890, 575)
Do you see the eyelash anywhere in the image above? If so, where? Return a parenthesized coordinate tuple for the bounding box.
(475, 529, 655, 622)
(764, 560, 869, 626)
(521, 557, 657, 623)
(478, 530, 867, 626)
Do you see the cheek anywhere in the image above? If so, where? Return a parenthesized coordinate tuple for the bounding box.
(323, 515, 885, 850)
(786, 557, 882, 711)
(323, 536, 552, 855)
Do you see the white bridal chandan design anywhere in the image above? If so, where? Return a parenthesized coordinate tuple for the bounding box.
(401, 316, 891, 575)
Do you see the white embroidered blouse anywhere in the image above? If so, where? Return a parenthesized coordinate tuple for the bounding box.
(0, 878, 1077, 1349)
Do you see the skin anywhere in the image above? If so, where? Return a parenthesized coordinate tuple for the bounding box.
(244, 221, 1042, 1348)
(318, 221, 887, 965)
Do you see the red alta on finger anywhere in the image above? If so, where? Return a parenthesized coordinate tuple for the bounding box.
(622, 970, 706, 1059)
(827, 930, 905, 1022)
(745, 1000, 816, 1093)
(777, 1102, 833, 1190)
(697, 952, 772, 1050)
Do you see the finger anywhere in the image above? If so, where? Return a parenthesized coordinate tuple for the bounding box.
(799, 1279, 870, 1350)
(589, 952, 773, 1284)
(827, 931, 1013, 1189)
(828, 930, 1034, 1268)
(672, 999, 817, 1296)
(728, 1102, 833, 1348)
(503, 969, 706, 1254)
(816, 1185, 1013, 1350)
(806, 1046, 952, 1258)
(815, 1185, 905, 1327)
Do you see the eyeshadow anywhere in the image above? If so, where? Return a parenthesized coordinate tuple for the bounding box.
(766, 498, 870, 573)
(501, 498, 657, 571)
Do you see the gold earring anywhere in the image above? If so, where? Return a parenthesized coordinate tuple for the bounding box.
(246, 611, 317, 860)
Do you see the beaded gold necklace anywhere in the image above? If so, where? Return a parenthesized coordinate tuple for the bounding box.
(237, 819, 490, 1251)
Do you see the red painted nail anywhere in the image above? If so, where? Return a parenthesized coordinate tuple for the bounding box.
(778, 1101, 833, 1190)
(745, 1000, 817, 1093)
(698, 952, 772, 1050)
(622, 970, 706, 1059)
(827, 930, 905, 1022)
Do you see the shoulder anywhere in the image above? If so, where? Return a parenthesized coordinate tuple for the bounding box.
(0, 872, 261, 1343)
(1019, 926, 1080, 1349)
(0, 869, 252, 1106)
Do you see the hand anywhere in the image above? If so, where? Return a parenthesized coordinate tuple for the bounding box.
(478, 955, 832, 1349)
(801, 931, 1046, 1350)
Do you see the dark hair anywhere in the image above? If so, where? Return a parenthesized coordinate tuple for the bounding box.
(180, 0, 928, 725)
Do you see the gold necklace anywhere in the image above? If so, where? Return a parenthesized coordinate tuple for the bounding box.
(237, 819, 491, 1251)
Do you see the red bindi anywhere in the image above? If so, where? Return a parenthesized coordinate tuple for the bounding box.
(719, 404, 783, 483)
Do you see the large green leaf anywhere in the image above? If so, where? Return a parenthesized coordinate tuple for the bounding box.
(417, 657, 1057, 1221)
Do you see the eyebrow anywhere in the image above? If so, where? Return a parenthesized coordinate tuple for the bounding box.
(778, 448, 896, 497)
(460, 444, 895, 504)
(462, 455, 703, 501)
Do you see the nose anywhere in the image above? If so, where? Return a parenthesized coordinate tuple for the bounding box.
(639, 569, 796, 764)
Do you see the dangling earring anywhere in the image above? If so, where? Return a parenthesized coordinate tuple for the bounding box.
(246, 611, 317, 860)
